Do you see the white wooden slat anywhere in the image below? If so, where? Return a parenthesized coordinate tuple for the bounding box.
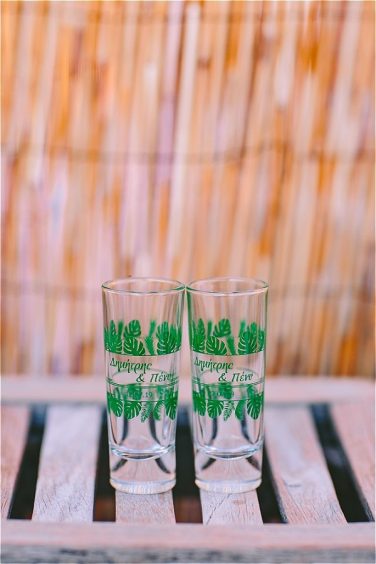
(116, 491, 175, 524)
(32, 405, 102, 522)
(200, 491, 262, 525)
(331, 401, 375, 519)
(1, 406, 30, 517)
(2, 521, 375, 563)
(265, 406, 346, 524)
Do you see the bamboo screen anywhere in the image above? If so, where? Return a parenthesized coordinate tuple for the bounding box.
(1, 1, 374, 378)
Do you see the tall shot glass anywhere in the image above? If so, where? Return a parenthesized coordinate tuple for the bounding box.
(102, 278, 185, 494)
(187, 277, 268, 493)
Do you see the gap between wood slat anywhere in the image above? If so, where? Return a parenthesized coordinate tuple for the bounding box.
(331, 401, 375, 519)
(1, 406, 30, 518)
(265, 405, 346, 524)
(32, 405, 102, 522)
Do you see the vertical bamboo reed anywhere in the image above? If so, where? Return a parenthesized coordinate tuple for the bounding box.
(1, 1, 374, 378)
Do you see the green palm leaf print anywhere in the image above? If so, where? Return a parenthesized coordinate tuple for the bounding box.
(123, 335, 145, 356)
(207, 399, 224, 418)
(213, 318, 231, 337)
(206, 336, 227, 355)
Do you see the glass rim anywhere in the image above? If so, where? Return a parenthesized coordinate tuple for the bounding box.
(102, 276, 185, 296)
(186, 276, 268, 296)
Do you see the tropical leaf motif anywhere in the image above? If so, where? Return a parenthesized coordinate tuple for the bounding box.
(153, 400, 164, 421)
(165, 390, 178, 419)
(141, 401, 154, 422)
(218, 381, 233, 399)
(223, 400, 234, 421)
(148, 320, 156, 337)
(197, 319, 206, 339)
(213, 318, 231, 338)
(226, 336, 236, 355)
(107, 391, 123, 417)
(192, 390, 206, 416)
(207, 399, 224, 418)
(235, 399, 246, 420)
(206, 336, 227, 355)
(238, 320, 247, 337)
(157, 322, 178, 355)
(193, 333, 205, 352)
(189, 320, 196, 345)
(237, 322, 265, 355)
(145, 336, 155, 355)
(126, 383, 142, 401)
(123, 335, 145, 356)
(124, 319, 141, 337)
(123, 401, 142, 420)
(206, 320, 213, 337)
(104, 320, 123, 353)
(246, 386, 264, 419)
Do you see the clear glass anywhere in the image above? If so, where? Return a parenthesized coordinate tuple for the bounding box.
(187, 277, 268, 493)
(102, 277, 185, 494)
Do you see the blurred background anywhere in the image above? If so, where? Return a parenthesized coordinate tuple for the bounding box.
(1, 1, 374, 378)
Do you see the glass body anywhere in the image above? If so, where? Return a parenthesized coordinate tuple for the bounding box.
(102, 278, 184, 494)
(187, 277, 268, 493)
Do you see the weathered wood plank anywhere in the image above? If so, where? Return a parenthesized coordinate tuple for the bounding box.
(1, 521, 374, 563)
(2, 375, 374, 404)
(200, 491, 262, 525)
(265, 406, 346, 524)
(1, 406, 30, 517)
(32, 405, 102, 522)
(116, 491, 175, 524)
(331, 401, 375, 519)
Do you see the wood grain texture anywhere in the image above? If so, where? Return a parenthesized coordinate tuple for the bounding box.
(2, 521, 374, 563)
(116, 491, 175, 524)
(32, 405, 101, 522)
(331, 401, 375, 519)
(3, 375, 374, 405)
(1, 406, 29, 517)
(265, 406, 346, 524)
(200, 491, 262, 525)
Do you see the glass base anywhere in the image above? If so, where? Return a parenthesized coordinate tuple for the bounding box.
(109, 445, 175, 494)
(195, 445, 263, 493)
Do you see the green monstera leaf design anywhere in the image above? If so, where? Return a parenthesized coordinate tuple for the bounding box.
(192, 390, 206, 416)
(123, 335, 145, 356)
(124, 319, 141, 337)
(123, 400, 142, 420)
(190, 318, 206, 352)
(218, 381, 233, 399)
(223, 400, 234, 421)
(246, 385, 264, 419)
(156, 322, 179, 355)
(125, 383, 142, 401)
(235, 399, 246, 420)
(153, 400, 164, 421)
(107, 390, 123, 417)
(164, 390, 178, 420)
(206, 336, 227, 355)
(213, 318, 231, 338)
(141, 401, 154, 422)
(207, 399, 224, 418)
(104, 320, 123, 354)
(237, 322, 265, 355)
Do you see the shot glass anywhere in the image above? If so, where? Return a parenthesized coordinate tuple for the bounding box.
(187, 277, 268, 493)
(102, 277, 185, 494)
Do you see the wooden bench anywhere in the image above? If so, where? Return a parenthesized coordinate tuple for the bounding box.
(1, 376, 375, 563)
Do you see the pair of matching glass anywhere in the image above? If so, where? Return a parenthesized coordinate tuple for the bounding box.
(102, 276, 268, 494)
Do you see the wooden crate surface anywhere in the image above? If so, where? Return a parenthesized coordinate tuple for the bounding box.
(1, 376, 375, 563)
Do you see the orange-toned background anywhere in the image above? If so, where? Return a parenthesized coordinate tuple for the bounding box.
(1, 1, 374, 377)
